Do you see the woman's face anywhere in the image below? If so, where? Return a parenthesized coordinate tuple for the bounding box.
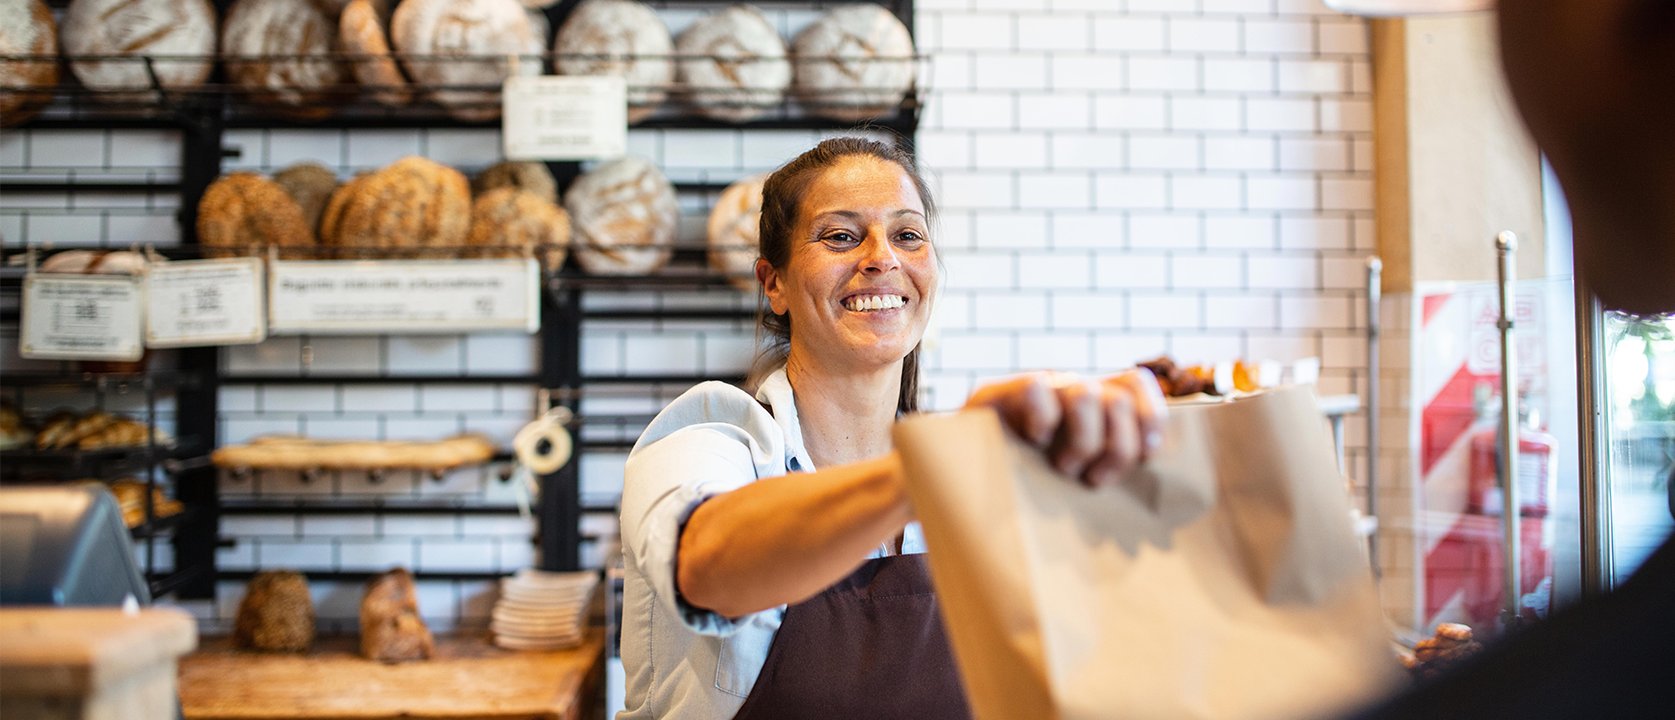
(759, 155, 938, 374)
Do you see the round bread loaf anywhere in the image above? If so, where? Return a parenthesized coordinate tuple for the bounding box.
(792, 4, 914, 122)
(321, 156, 472, 256)
(273, 163, 340, 237)
(340, 0, 412, 107)
(198, 173, 317, 258)
(222, 0, 350, 120)
(235, 570, 314, 653)
(675, 4, 790, 123)
(467, 187, 571, 271)
(392, 0, 538, 122)
(564, 156, 677, 275)
(472, 160, 558, 204)
(552, 0, 672, 124)
(61, 0, 217, 104)
(0, 0, 59, 128)
(706, 173, 765, 290)
(525, 8, 549, 64)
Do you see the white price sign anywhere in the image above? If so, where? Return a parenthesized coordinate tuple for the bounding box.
(503, 75, 628, 161)
(20, 274, 145, 360)
(145, 258, 267, 348)
(268, 258, 541, 334)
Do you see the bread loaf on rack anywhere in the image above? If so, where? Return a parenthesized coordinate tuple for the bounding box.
(222, 0, 350, 120)
(61, 0, 217, 104)
(339, 0, 413, 107)
(552, 0, 673, 124)
(467, 187, 572, 271)
(0, 0, 60, 128)
(706, 173, 766, 290)
(198, 173, 317, 258)
(792, 3, 915, 122)
(318, 156, 472, 256)
(675, 4, 790, 123)
(473, 160, 558, 205)
(211, 434, 497, 472)
(235, 571, 315, 653)
(564, 156, 678, 275)
(272, 163, 341, 238)
(360, 568, 435, 663)
(392, 0, 538, 122)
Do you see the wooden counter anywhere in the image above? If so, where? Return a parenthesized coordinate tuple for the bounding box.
(179, 630, 604, 720)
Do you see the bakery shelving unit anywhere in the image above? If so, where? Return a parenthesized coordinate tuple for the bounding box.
(0, 344, 222, 599)
(2, 0, 921, 593)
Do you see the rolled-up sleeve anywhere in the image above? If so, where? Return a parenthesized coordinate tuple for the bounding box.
(621, 423, 772, 636)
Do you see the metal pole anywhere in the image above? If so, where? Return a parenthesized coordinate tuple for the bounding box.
(1495, 232, 1521, 624)
(1366, 256, 1382, 577)
(1575, 281, 1614, 597)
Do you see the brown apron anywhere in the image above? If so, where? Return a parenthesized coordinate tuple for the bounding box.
(729, 552, 973, 720)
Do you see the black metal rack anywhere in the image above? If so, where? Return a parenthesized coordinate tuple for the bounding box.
(2, 0, 918, 591)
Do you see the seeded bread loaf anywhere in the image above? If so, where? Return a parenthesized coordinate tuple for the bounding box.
(339, 0, 412, 107)
(62, 0, 217, 104)
(563, 156, 677, 275)
(792, 4, 914, 122)
(552, 0, 672, 124)
(392, 0, 538, 122)
(235, 570, 315, 653)
(320, 156, 472, 255)
(0, 0, 59, 128)
(706, 173, 766, 290)
(222, 0, 350, 120)
(676, 4, 790, 123)
(472, 160, 558, 205)
(467, 187, 571, 270)
(198, 173, 317, 258)
(272, 163, 341, 238)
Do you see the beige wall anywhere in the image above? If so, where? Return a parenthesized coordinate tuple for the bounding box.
(1370, 11, 1547, 631)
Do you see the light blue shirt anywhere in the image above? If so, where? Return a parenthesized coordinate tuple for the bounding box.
(616, 367, 927, 720)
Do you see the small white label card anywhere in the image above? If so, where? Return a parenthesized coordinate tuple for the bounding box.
(503, 74, 628, 161)
(268, 258, 541, 334)
(20, 274, 145, 360)
(145, 257, 267, 348)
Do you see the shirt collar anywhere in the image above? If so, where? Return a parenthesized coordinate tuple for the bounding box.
(753, 367, 815, 472)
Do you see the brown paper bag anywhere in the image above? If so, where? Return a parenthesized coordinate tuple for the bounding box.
(894, 386, 1400, 720)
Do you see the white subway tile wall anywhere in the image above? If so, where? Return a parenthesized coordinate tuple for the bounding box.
(916, 0, 1375, 497)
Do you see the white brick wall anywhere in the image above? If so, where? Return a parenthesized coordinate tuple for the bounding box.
(916, 0, 1376, 498)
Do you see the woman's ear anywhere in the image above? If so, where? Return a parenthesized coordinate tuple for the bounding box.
(756, 258, 789, 315)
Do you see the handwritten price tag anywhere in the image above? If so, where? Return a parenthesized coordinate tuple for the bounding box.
(146, 257, 267, 347)
(503, 75, 628, 161)
(268, 259, 540, 334)
(20, 274, 145, 360)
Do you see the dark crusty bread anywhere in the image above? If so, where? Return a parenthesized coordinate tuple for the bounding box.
(272, 163, 341, 238)
(360, 568, 434, 663)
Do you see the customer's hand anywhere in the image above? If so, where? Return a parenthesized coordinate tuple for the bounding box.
(964, 369, 1168, 488)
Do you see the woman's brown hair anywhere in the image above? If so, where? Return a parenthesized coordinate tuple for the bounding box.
(748, 136, 938, 415)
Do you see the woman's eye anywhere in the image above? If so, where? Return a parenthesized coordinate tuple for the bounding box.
(897, 231, 925, 245)
(823, 232, 858, 245)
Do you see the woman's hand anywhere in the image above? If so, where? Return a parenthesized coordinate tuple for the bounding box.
(964, 369, 1168, 488)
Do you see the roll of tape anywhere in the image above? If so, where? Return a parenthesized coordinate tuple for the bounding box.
(514, 416, 573, 475)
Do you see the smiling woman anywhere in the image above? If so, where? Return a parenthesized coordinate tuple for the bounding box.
(615, 137, 1166, 720)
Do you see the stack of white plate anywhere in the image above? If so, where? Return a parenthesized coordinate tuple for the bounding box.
(492, 569, 598, 650)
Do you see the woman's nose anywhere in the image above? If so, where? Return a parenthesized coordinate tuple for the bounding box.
(858, 233, 901, 274)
